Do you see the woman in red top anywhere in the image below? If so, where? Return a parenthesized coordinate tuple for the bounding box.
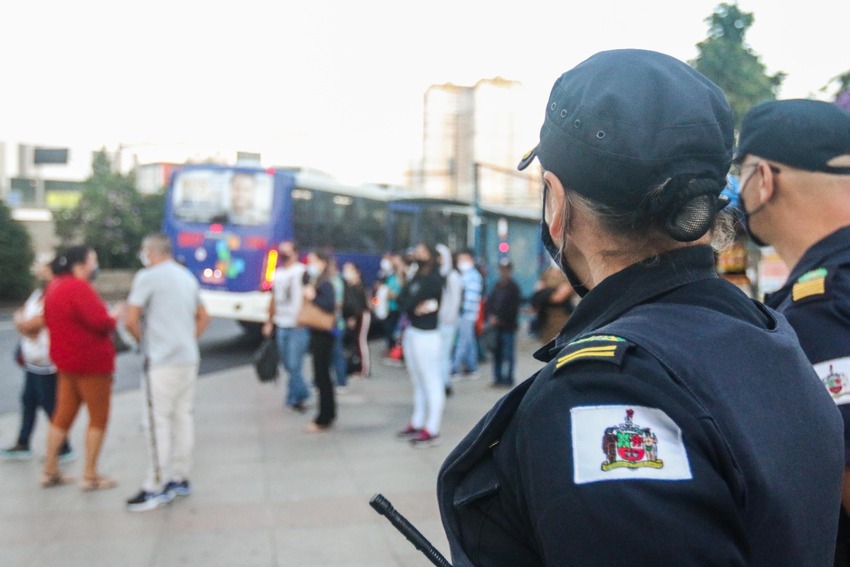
(42, 245, 121, 491)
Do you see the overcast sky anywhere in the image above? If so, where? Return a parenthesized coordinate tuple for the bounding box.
(2, 0, 847, 185)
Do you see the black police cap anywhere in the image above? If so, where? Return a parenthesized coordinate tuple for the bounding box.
(735, 99, 850, 174)
(518, 49, 734, 212)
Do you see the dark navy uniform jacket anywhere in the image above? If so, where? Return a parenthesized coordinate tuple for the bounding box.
(764, 226, 850, 462)
(437, 246, 843, 566)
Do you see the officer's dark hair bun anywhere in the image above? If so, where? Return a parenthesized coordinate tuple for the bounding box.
(648, 176, 727, 242)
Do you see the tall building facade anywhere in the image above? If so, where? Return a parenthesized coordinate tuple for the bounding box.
(414, 78, 538, 207)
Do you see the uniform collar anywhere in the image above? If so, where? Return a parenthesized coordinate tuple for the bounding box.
(784, 226, 850, 285)
(534, 245, 719, 362)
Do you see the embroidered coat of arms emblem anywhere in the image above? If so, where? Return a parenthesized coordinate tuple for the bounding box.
(823, 364, 849, 397)
(601, 409, 664, 471)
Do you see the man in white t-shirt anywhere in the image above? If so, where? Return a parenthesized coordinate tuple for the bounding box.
(262, 240, 310, 412)
(124, 234, 210, 512)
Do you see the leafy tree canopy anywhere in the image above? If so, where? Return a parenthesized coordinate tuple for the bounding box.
(54, 150, 165, 269)
(691, 3, 785, 129)
(0, 199, 35, 301)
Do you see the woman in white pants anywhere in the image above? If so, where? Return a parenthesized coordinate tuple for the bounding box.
(396, 243, 445, 448)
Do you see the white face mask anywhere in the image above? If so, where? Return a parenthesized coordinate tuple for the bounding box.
(307, 264, 320, 278)
(458, 260, 474, 272)
(380, 259, 392, 272)
(138, 251, 151, 267)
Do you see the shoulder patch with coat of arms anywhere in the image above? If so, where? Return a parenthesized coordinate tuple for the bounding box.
(813, 357, 850, 406)
(555, 335, 630, 370)
(571, 405, 692, 485)
(792, 267, 829, 302)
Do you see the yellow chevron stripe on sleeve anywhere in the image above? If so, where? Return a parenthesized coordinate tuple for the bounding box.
(792, 277, 826, 301)
(556, 345, 618, 368)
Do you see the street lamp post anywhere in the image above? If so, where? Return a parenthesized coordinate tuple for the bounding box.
(472, 162, 483, 262)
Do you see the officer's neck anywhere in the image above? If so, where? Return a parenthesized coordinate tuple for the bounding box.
(766, 176, 850, 272)
(569, 221, 706, 292)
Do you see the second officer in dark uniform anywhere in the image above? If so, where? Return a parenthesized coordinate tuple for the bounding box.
(734, 99, 850, 565)
(437, 49, 844, 566)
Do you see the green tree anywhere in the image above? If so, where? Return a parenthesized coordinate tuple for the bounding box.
(0, 200, 35, 301)
(139, 191, 166, 238)
(691, 3, 785, 129)
(54, 150, 146, 269)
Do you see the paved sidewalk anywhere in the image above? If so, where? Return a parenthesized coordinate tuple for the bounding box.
(0, 336, 545, 567)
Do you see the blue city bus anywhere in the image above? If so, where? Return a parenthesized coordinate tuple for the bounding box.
(162, 164, 407, 329)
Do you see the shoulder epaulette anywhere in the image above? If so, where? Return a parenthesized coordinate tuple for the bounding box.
(555, 335, 630, 370)
(792, 267, 829, 302)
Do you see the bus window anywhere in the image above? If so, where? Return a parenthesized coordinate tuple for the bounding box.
(171, 170, 226, 223)
(292, 188, 316, 248)
(360, 198, 386, 254)
(294, 189, 385, 253)
(171, 169, 273, 226)
(228, 172, 273, 225)
(389, 210, 415, 252)
(422, 209, 468, 250)
(312, 191, 336, 249)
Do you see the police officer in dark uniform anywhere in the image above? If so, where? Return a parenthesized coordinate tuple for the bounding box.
(437, 50, 844, 566)
(734, 99, 850, 565)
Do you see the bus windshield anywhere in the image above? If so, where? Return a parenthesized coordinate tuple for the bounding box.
(171, 169, 274, 226)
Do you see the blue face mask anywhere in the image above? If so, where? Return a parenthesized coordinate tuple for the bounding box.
(541, 187, 590, 298)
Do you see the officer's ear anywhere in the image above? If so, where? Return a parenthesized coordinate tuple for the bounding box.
(543, 171, 569, 241)
(755, 161, 779, 204)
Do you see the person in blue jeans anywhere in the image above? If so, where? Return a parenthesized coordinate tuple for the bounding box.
(485, 258, 521, 387)
(2, 260, 73, 462)
(451, 251, 483, 378)
(263, 241, 311, 412)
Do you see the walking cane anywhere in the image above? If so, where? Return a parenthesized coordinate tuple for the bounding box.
(370, 493, 453, 567)
(142, 357, 162, 486)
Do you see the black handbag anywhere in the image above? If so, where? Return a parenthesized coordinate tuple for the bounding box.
(252, 337, 280, 382)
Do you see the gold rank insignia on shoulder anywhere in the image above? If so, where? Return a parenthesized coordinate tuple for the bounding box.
(555, 335, 630, 370)
(792, 267, 828, 302)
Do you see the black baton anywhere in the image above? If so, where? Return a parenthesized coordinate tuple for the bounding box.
(369, 493, 453, 567)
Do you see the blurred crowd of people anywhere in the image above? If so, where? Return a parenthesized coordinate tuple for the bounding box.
(2, 235, 576, 508)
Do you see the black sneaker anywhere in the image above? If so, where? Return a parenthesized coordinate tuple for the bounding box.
(58, 447, 76, 463)
(164, 479, 192, 497)
(0, 445, 32, 461)
(126, 488, 175, 512)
